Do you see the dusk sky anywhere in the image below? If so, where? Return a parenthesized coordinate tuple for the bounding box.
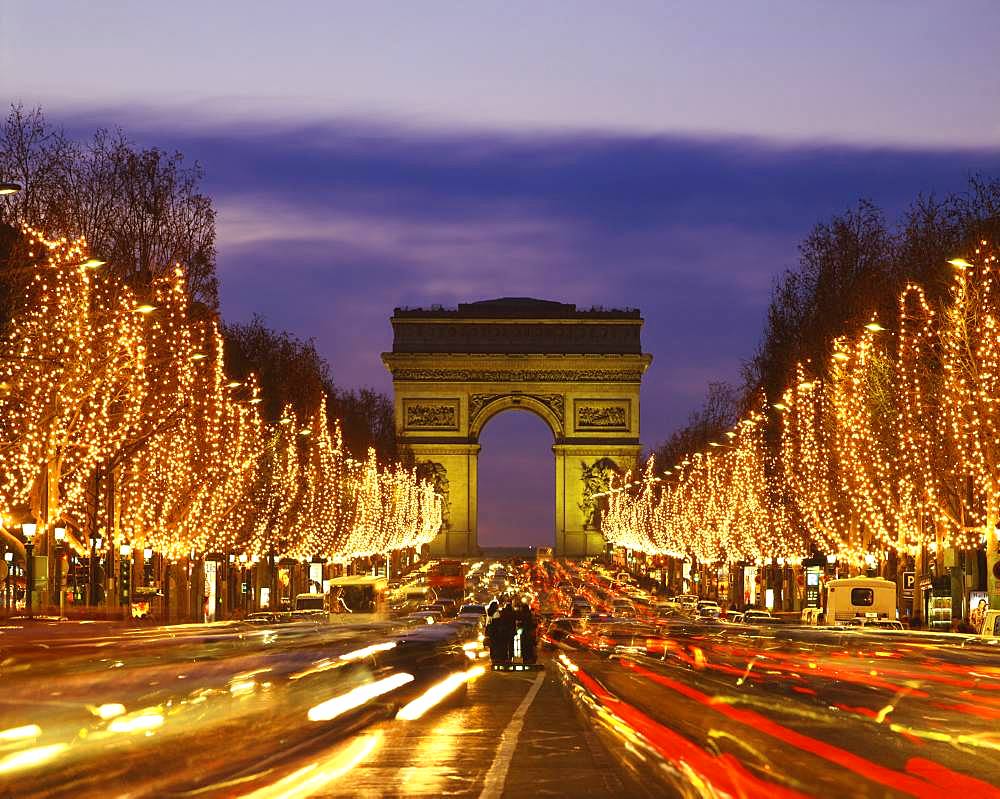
(4, 2, 1000, 545)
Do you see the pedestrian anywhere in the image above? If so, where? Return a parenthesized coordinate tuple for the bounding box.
(485, 611, 502, 664)
(971, 599, 989, 634)
(498, 600, 517, 662)
(908, 615, 922, 630)
(516, 600, 537, 664)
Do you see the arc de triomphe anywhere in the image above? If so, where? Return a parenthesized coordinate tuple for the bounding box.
(382, 298, 652, 558)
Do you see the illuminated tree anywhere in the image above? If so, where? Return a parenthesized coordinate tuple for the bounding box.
(939, 248, 1000, 606)
(0, 228, 146, 548)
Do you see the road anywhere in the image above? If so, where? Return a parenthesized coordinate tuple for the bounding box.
(0, 559, 999, 797)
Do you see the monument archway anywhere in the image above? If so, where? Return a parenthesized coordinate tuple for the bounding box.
(382, 298, 652, 558)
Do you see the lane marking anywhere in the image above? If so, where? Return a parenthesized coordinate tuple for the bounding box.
(478, 672, 546, 799)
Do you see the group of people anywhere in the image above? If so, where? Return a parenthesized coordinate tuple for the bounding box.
(485, 596, 537, 665)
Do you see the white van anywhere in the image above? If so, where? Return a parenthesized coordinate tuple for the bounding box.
(825, 577, 896, 624)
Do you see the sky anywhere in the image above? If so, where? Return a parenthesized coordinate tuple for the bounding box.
(3, 2, 1000, 545)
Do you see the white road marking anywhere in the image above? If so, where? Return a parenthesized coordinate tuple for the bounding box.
(478, 672, 546, 799)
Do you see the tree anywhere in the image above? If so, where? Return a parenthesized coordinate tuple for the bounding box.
(222, 316, 331, 424)
(0, 228, 147, 551)
(938, 247, 1000, 607)
(0, 105, 218, 311)
(651, 382, 739, 469)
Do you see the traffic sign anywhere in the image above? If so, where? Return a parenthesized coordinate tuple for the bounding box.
(903, 571, 915, 591)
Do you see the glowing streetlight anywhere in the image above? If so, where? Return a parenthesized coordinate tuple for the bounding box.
(20, 513, 37, 617)
(0, 181, 21, 195)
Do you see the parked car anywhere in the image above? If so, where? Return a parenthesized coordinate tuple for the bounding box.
(744, 609, 774, 623)
(245, 612, 281, 625)
(724, 612, 744, 625)
(800, 607, 823, 626)
(846, 618, 904, 631)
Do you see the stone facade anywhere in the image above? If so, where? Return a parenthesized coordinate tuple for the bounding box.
(382, 298, 652, 557)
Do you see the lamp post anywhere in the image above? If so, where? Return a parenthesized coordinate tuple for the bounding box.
(3, 550, 12, 612)
(120, 543, 132, 620)
(54, 526, 66, 617)
(0, 181, 21, 195)
(89, 534, 103, 606)
(21, 514, 37, 617)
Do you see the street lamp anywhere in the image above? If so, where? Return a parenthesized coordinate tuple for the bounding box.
(0, 181, 21, 195)
(3, 550, 12, 612)
(120, 543, 132, 618)
(89, 534, 104, 606)
(21, 514, 36, 617)
(54, 526, 66, 617)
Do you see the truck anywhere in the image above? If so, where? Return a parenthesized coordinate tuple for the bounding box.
(824, 577, 896, 624)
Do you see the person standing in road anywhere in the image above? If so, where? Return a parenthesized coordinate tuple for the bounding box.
(497, 600, 517, 662)
(516, 600, 537, 664)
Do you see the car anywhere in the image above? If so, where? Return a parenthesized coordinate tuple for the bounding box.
(434, 597, 458, 616)
(458, 603, 486, 619)
(724, 612, 745, 624)
(245, 612, 281, 625)
(675, 594, 700, 610)
(405, 610, 442, 624)
(800, 607, 823, 626)
(744, 609, 778, 624)
(543, 617, 581, 645)
(846, 618, 904, 631)
(417, 602, 448, 615)
(696, 600, 721, 617)
(569, 602, 593, 618)
(652, 601, 680, 617)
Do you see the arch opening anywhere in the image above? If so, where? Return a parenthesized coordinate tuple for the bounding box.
(476, 409, 554, 551)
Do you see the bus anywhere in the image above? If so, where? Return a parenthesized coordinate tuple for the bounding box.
(428, 560, 466, 599)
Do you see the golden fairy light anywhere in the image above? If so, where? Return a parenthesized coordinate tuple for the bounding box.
(0, 225, 442, 570)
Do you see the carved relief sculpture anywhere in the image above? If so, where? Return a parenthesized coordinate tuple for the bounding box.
(404, 400, 458, 430)
(417, 461, 450, 530)
(578, 457, 621, 530)
(575, 400, 629, 430)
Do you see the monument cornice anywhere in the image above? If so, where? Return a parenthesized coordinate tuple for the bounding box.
(382, 352, 653, 382)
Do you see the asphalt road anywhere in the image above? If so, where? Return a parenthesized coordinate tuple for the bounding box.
(1, 560, 999, 797)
